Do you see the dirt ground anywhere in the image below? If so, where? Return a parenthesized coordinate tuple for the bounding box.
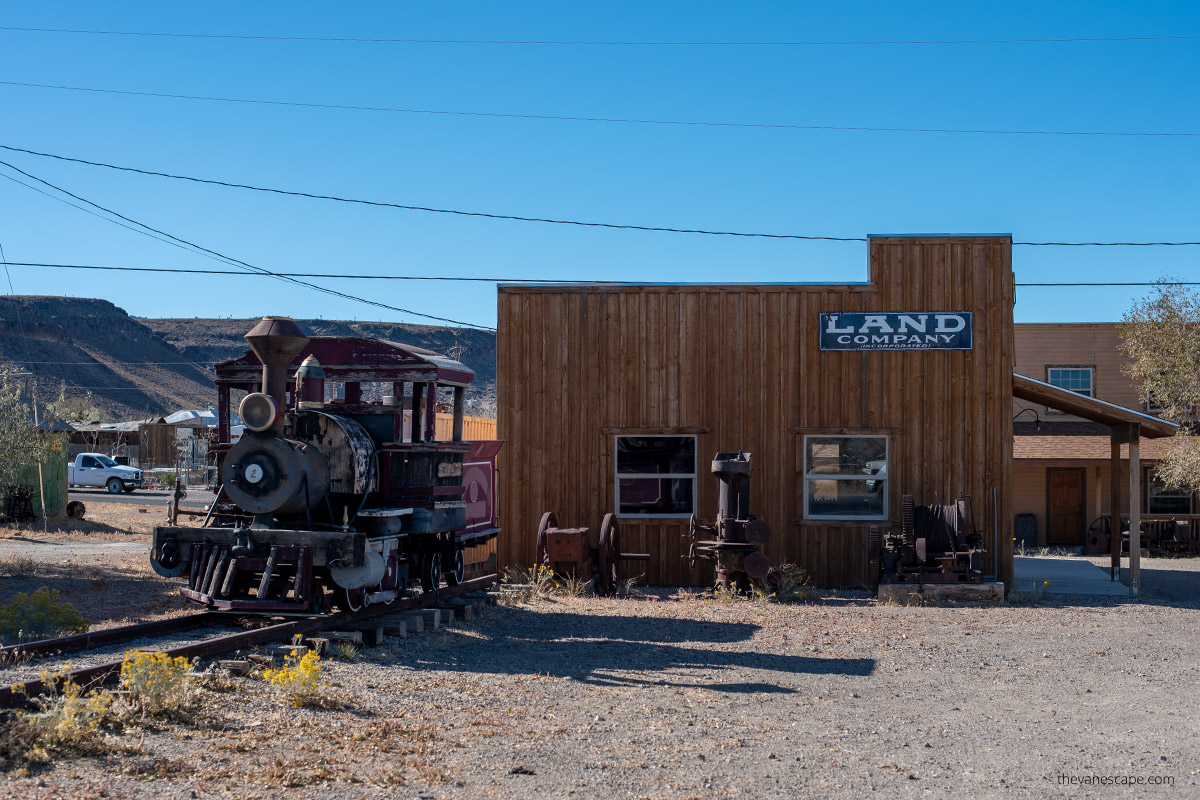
(0, 502, 192, 628)
(0, 506, 1197, 798)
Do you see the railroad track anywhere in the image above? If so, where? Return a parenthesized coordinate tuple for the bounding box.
(0, 574, 497, 708)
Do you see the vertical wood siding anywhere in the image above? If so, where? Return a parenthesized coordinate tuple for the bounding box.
(497, 237, 1014, 588)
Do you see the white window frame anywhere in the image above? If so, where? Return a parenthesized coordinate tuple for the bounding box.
(1045, 366, 1095, 414)
(802, 434, 889, 521)
(614, 434, 697, 519)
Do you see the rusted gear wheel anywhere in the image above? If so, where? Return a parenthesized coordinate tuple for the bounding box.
(743, 552, 771, 581)
(687, 540, 698, 570)
(597, 513, 620, 595)
(744, 518, 771, 545)
(535, 511, 557, 568)
(686, 513, 700, 541)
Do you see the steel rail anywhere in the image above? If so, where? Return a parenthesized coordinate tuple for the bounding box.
(0, 574, 497, 708)
(0, 612, 220, 661)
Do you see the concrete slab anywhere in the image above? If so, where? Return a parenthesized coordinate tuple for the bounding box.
(1013, 556, 1129, 596)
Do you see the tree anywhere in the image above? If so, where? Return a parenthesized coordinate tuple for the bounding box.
(0, 369, 59, 489)
(1118, 279, 1200, 490)
(45, 388, 112, 424)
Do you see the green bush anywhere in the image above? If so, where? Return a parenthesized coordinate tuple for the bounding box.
(0, 586, 88, 645)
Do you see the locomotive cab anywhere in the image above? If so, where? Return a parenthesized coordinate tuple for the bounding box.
(151, 317, 501, 613)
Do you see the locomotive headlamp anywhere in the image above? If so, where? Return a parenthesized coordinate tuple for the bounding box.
(240, 392, 280, 433)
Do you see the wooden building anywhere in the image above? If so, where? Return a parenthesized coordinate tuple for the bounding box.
(498, 234, 1018, 589)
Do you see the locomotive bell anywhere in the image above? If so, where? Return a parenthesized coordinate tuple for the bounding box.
(295, 355, 326, 409)
(244, 317, 309, 432)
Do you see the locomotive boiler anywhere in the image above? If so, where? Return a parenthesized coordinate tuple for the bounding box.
(150, 317, 502, 613)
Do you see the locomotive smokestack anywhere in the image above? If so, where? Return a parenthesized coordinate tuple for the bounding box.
(244, 317, 309, 432)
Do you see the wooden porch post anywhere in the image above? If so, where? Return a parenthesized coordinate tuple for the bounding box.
(1128, 424, 1141, 595)
(1110, 434, 1122, 581)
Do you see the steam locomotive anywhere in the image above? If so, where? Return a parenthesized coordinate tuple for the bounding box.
(150, 317, 501, 613)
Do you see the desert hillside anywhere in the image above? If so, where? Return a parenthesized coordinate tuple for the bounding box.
(0, 297, 496, 420)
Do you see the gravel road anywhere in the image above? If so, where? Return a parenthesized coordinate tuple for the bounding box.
(68, 488, 208, 509)
(2, 568, 1197, 799)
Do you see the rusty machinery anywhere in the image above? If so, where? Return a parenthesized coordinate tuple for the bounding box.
(535, 512, 649, 595)
(682, 451, 771, 592)
(872, 494, 985, 588)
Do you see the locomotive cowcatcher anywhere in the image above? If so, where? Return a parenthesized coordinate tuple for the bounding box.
(150, 317, 502, 613)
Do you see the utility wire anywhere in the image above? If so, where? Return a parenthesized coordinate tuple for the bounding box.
(1, 81, 1196, 138)
(3, 261, 1199, 287)
(2, 26, 1198, 46)
(2, 145, 1198, 247)
(0, 158, 496, 329)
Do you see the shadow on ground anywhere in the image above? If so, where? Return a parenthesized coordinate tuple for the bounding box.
(407, 605, 875, 692)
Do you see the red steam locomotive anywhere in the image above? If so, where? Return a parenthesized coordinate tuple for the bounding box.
(150, 317, 501, 613)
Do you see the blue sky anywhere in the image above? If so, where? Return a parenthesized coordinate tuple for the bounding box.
(0, 1, 1196, 330)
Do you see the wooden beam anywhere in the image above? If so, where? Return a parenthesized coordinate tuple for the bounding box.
(1110, 438, 1121, 580)
(1129, 424, 1141, 595)
(1110, 422, 1139, 445)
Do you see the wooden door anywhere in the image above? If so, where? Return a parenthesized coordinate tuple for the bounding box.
(1046, 468, 1086, 546)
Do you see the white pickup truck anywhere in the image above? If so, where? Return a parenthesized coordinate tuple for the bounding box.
(68, 453, 148, 494)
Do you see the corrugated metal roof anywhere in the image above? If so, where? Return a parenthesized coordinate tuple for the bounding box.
(164, 409, 217, 425)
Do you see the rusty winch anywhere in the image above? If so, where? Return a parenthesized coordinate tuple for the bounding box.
(682, 451, 771, 592)
(873, 494, 986, 587)
(535, 512, 650, 595)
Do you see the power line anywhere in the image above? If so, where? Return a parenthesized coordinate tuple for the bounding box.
(2, 26, 1198, 47)
(0, 158, 496, 329)
(0, 144, 864, 241)
(2, 80, 1196, 138)
(3, 261, 1198, 287)
(2, 145, 1198, 248)
(2, 261, 585, 282)
(4, 360, 215, 366)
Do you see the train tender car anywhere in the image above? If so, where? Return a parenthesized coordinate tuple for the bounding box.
(150, 317, 502, 613)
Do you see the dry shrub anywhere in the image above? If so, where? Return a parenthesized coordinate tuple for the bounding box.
(0, 666, 113, 769)
(263, 640, 325, 707)
(0, 586, 89, 645)
(118, 651, 196, 716)
(756, 563, 811, 603)
(0, 554, 39, 578)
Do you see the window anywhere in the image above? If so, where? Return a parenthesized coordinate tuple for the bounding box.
(80, 456, 101, 469)
(1046, 366, 1095, 414)
(803, 435, 888, 520)
(1145, 469, 1193, 515)
(1047, 367, 1094, 396)
(615, 435, 696, 517)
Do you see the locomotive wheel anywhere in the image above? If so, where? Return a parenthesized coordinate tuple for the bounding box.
(445, 548, 465, 586)
(535, 512, 557, 567)
(597, 513, 620, 595)
(421, 552, 442, 593)
(333, 587, 366, 612)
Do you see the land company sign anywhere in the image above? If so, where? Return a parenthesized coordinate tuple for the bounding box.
(819, 312, 973, 351)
